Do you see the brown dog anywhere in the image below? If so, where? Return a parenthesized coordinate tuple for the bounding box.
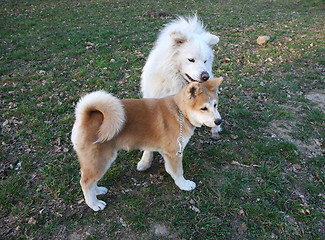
(71, 77, 223, 211)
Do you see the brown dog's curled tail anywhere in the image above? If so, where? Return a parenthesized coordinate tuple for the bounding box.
(74, 91, 125, 143)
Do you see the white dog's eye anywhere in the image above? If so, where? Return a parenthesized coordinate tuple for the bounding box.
(204, 60, 207, 63)
(188, 58, 195, 63)
(214, 103, 217, 108)
(200, 107, 208, 111)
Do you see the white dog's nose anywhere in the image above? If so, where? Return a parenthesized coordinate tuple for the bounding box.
(200, 71, 209, 81)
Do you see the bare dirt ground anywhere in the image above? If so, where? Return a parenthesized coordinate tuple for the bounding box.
(268, 91, 324, 159)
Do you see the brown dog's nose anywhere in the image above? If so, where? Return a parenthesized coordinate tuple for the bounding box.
(214, 119, 222, 125)
(200, 71, 209, 81)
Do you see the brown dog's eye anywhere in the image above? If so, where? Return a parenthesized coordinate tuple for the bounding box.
(200, 107, 208, 111)
(188, 58, 195, 63)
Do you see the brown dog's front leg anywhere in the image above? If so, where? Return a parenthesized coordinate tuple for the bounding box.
(162, 152, 196, 191)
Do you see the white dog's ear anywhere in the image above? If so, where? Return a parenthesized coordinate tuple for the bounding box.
(170, 30, 188, 45)
(203, 33, 220, 46)
(187, 82, 202, 99)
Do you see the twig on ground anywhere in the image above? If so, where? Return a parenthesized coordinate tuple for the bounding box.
(231, 161, 261, 168)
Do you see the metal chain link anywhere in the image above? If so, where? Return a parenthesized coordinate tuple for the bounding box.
(176, 109, 184, 158)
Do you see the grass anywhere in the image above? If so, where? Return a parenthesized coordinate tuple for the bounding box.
(1, 0, 324, 239)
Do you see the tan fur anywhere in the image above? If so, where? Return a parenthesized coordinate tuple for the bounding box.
(71, 78, 223, 211)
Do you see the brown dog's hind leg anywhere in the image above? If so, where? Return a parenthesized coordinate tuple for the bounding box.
(79, 147, 117, 211)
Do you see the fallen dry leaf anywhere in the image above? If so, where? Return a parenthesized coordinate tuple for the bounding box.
(292, 163, 302, 171)
(28, 217, 36, 225)
(222, 57, 231, 63)
(238, 209, 246, 216)
(257, 35, 270, 45)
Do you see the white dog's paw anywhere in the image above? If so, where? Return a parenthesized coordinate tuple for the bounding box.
(211, 125, 222, 139)
(175, 178, 196, 191)
(96, 186, 108, 195)
(137, 160, 151, 171)
(137, 152, 152, 171)
(212, 125, 222, 134)
(88, 200, 107, 211)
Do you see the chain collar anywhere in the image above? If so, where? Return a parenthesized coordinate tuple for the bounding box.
(176, 109, 184, 158)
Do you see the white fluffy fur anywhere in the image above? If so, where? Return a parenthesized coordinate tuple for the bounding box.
(141, 15, 220, 98)
(139, 16, 221, 167)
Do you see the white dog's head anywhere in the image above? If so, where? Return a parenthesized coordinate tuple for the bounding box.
(176, 77, 223, 128)
(170, 30, 219, 83)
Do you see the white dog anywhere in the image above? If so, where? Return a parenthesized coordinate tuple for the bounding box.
(140, 15, 221, 164)
(141, 15, 220, 98)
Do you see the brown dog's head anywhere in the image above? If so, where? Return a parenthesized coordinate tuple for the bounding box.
(176, 77, 223, 128)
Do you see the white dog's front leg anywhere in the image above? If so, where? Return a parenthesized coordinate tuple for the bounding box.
(137, 151, 153, 171)
(163, 153, 196, 191)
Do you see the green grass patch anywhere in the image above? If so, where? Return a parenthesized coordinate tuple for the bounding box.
(1, 0, 324, 239)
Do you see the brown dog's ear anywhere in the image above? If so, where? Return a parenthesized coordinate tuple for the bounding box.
(187, 82, 202, 99)
(203, 77, 223, 92)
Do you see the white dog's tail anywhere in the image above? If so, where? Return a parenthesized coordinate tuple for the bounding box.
(74, 91, 125, 143)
